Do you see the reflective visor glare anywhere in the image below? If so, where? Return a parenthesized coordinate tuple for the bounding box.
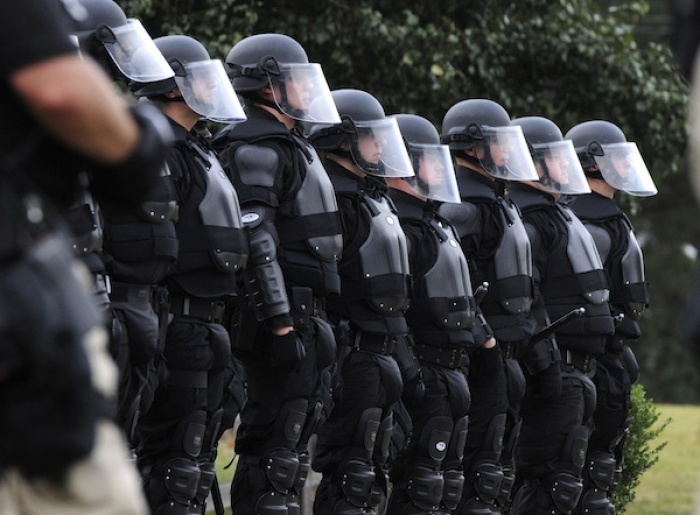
(594, 142, 658, 196)
(104, 20, 174, 82)
(175, 60, 246, 123)
(274, 63, 340, 123)
(484, 126, 539, 181)
(356, 118, 414, 177)
(534, 140, 590, 195)
(409, 143, 461, 202)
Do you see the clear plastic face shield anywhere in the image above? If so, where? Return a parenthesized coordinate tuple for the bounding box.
(404, 143, 460, 202)
(591, 142, 658, 196)
(477, 125, 539, 181)
(533, 140, 591, 195)
(174, 60, 246, 123)
(98, 19, 174, 82)
(270, 63, 340, 124)
(352, 118, 414, 177)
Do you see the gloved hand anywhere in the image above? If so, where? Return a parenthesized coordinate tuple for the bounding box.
(532, 361, 562, 401)
(271, 330, 307, 372)
(402, 371, 426, 406)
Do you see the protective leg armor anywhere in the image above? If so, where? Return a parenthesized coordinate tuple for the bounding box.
(467, 414, 506, 508)
(497, 419, 521, 508)
(147, 410, 207, 515)
(549, 425, 589, 514)
(441, 416, 469, 511)
(190, 409, 223, 514)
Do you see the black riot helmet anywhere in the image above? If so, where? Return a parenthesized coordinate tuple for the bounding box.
(131, 35, 245, 124)
(308, 89, 413, 177)
(440, 99, 537, 181)
(65, 0, 173, 83)
(393, 114, 460, 202)
(225, 33, 339, 124)
(512, 116, 590, 195)
(565, 120, 657, 196)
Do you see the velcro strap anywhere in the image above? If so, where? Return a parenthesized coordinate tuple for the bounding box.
(483, 275, 533, 302)
(167, 369, 208, 388)
(109, 281, 153, 308)
(610, 281, 649, 304)
(542, 270, 609, 298)
(170, 295, 225, 323)
(178, 225, 248, 254)
(351, 330, 396, 355)
(277, 212, 342, 244)
(564, 350, 596, 373)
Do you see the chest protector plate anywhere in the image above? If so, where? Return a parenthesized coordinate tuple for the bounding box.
(421, 217, 476, 329)
(358, 194, 411, 313)
(138, 164, 179, 225)
(190, 143, 248, 273)
(287, 145, 343, 262)
(492, 198, 533, 314)
(559, 204, 609, 305)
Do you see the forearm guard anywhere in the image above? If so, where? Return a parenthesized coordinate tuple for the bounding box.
(244, 225, 290, 322)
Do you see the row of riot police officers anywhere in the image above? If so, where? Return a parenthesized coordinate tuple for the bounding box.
(49, 1, 657, 514)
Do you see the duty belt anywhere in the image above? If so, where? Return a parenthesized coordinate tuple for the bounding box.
(351, 330, 396, 355)
(414, 342, 467, 369)
(109, 281, 153, 309)
(564, 350, 596, 373)
(169, 294, 226, 323)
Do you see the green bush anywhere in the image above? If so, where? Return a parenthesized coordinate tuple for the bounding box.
(613, 383, 669, 513)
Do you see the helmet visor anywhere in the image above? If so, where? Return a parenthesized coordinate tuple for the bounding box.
(272, 63, 340, 124)
(101, 20, 174, 82)
(593, 142, 657, 196)
(482, 125, 539, 181)
(353, 118, 414, 177)
(175, 60, 246, 123)
(533, 140, 590, 195)
(404, 143, 460, 202)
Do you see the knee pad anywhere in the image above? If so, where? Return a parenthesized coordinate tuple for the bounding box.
(376, 412, 394, 464)
(192, 460, 215, 506)
(497, 461, 517, 508)
(254, 491, 288, 514)
(585, 452, 616, 491)
(579, 486, 613, 515)
(173, 410, 207, 458)
(161, 457, 201, 507)
(469, 459, 503, 505)
(264, 449, 301, 494)
(550, 470, 584, 514)
(338, 458, 382, 510)
(291, 451, 311, 495)
(441, 468, 465, 511)
(404, 464, 445, 511)
(483, 413, 507, 459)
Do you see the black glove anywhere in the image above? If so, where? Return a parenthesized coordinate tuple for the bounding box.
(532, 361, 562, 401)
(271, 331, 306, 372)
(402, 371, 426, 406)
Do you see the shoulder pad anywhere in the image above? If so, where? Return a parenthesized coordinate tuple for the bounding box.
(233, 144, 279, 187)
(438, 202, 478, 239)
(214, 118, 293, 146)
(584, 223, 613, 263)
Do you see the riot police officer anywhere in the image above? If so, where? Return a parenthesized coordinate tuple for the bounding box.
(68, 0, 181, 444)
(438, 99, 540, 513)
(385, 113, 474, 515)
(506, 116, 615, 514)
(306, 89, 415, 514)
(212, 33, 342, 515)
(129, 34, 249, 514)
(566, 120, 656, 514)
(0, 0, 170, 512)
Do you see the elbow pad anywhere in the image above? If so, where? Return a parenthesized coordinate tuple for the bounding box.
(89, 103, 173, 205)
(244, 227, 289, 321)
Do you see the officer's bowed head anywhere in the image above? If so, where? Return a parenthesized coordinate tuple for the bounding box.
(308, 89, 414, 178)
(390, 113, 460, 203)
(441, 98, 538, 182)
(130, 35, 246, 124)
(565, 120, 657, 197)
(512, 116, 591, 195)
(225, 33, 339, 124)
(65, 0, 174, 84)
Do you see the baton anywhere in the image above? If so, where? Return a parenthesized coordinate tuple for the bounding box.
(473, 282, 489, 307)
(530, 307, 586, 344)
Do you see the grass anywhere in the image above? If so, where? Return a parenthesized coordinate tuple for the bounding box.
(624, 404, 700, 515)
(208, 404, 700, 515)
